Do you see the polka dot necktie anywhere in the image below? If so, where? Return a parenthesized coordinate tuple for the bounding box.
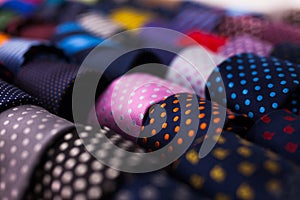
(25, 125, 145, 200)
(247, 109, 300, 165)
(0, 105, 74, 200)
(170, 6, 225, 33)
(219, 34, 273, 58)
(206, 53, 300, 121)
(114, 171, 209, 200)
(216, 16, 300, 45)
(138, 93, 299, 199)
(14, 59, 79, 120)
(166, 46, 225, 98)
(0, 78, 37, 112)
(94, 73, 192, 139)
(77, 11, 124, 38)
(271, 42, 300, 64)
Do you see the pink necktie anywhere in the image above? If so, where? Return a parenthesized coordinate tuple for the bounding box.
(93, 73, 192, 139)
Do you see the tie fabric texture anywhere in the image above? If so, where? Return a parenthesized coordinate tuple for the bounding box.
(14, 59, 79, 120)
(206, 53, 300, 121)
(0, 78, 37, 112)
(94, 73, 192, 139)
(216, 16, 300, 45)
(77, 11, 124, 38)
(247, 109, 300, 164)
(166, 46, 225, 98)
(0, 105, 74, 200)
(219, 34, 274, 58)
(271, 43, 300, 64)
(114, 171, 208, 200)
(138, 93, 299, 200)
(25, 124, 144, 200)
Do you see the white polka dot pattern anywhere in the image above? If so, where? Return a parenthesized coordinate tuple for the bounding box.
(0, 79, 37, 112)
(25, 125, 145, 200)
(94, 73, 192, 138)
(0, 105, 74, 200)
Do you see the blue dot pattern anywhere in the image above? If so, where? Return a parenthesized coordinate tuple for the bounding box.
(0, 79, 37, 112)
(206, 53, 300, 120)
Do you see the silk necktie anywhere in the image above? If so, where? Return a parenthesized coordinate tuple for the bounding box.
(247, 109, 300, 164)
(138, 93, 299, 199)
(206, 53, 300, 121)
(114, 171, 208, 200)
(0, 105, 74, 200)
(25, 124, 144, 200)
(94, 73, 192, 139)
(219, 34, 273, 58)
(271, 42, 300, 64)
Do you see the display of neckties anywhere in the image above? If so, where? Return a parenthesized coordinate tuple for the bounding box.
(1, 1, 300, 200)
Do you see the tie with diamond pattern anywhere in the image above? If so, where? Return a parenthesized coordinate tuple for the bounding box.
(206, 53, 300, 121)
(271, 42, 300, 64)
(138, 93, 300, 200)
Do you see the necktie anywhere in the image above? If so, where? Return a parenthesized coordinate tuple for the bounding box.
(247, 109, 300, 164)
(166, 46, 225, 98)
(206, 53, 300, 121)
(178, 30, 228, 53)
(0, 79, 37, 112)
(170, 6, 225, 33)
(5, 17, 57, 40)
(216, 16, 300, 45)
(114, 171, 208, 200)
(0, 9, 18, 30)
(14, 59, 78, 120)
(138, 93, 299, 199)
(77, 11, 124, 38)
(271, 42, 300, 64)
(220, 34, 273, 58)
(51, 22, 105, 63)
(0, 104, 74, 200)
(1, 0, 38, 16)
(94, 73, 192, 139)
(109, 7, 155, 30)
(25, 124, 144, 200)
(0, 38, 65, 75)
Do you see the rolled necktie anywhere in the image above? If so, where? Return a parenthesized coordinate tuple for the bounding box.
(110, 7, 155, 30)
(77, 11, 124, 38)
(247, 109, 300, 164)
(137, 93, 296, 199)
(0, 9, 18, 30)
(219, 34, 273, 58)
(14, 59, 79, 120)
(1, 0, 38, 16)
(166, 46, 225, 98)
(216, 16, 300, 45)
(25, 124, 144, 200)
(114, 171, 208, 200)
(0, 105, 74, 200)
(5, 17, 57, 40)
(0, 37, 66, 75)
(138, 93, 253, 152)
(178, 30, 228, 53)
(271, 43, 300, 64)
(170, 6, 225, 33)
(94, 73, 192, 139)
(206, 53, 300, 121)
(0, 79, 37, 112)
(51, 22, 106, 63)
